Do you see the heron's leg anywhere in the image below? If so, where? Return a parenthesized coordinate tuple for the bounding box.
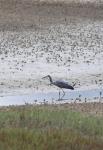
(60, 89, 65, 100)
(58, 89, 62, 100)
(58, 89, 61, 100)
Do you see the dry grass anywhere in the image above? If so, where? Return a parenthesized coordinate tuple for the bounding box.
(56, 102, 103, 116)
(0, 128, 103, 150)
(0, 103, 103, 149)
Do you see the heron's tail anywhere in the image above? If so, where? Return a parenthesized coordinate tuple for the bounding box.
(70, 86, 74, 90)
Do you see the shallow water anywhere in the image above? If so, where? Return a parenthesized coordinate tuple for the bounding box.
(0, 88, 103, 106)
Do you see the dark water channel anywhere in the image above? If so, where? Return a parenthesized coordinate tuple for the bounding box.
(0, 88, 103, 106)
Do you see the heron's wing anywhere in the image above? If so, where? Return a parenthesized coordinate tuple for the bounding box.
(56, 80, 68, 84)
(53, 80, 68, 87)
(54, 80, 74, 89)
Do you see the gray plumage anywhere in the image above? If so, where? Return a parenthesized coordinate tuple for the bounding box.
(42, 75, 74, 100)
(53, 80, 74, 90)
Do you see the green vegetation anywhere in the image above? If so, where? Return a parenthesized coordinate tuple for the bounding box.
(0, 104, 103, 150)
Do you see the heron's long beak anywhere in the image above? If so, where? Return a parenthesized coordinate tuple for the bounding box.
(42, 75, 48, 79)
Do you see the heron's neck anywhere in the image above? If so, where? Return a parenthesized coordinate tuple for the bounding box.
(48, 76, 53, 83)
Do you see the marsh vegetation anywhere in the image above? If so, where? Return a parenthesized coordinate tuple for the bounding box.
(0, 103, 103, 149)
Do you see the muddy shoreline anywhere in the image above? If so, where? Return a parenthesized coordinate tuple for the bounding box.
(0, 0, 103, 95)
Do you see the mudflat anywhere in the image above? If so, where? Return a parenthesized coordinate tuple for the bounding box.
(0, 0, 103, 95)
